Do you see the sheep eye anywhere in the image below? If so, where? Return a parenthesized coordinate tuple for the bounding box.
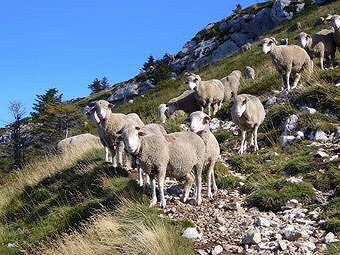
(242, 99, 247, 105)
(185, 81, 189, 84)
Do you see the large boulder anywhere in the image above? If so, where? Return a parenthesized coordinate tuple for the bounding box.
(270, 0, 305, 24)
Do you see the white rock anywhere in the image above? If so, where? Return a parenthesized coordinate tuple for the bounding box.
(324, 232, 338, 243)
(302, 241, 316, 251)
(182, 227, 201, 240)
(212, 245, 223, 255)
(209, 118, 220, 130)
(222, 121, 234, 130)
(284, 114, 299, 133)
(255, 217, 271, 227)
(7, 243, 17, 249)
(242, 231, 262, 244)
(128, 99, 134, 103)
(286, 176, 303, 184)
(265, 97, 277, 107)
(285, 199, 300, 209)
(296, 131, 304, 140)
(283, 225, 302, 241)
(300, 106, 316, 115)
(314, 130, 328, 142)
(280, 135, 295, 147)
(315, 150, 329, 158)
(278, 240, 287, 250)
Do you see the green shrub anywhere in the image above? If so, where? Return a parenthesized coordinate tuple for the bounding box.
(217, 175, 241, 189)
(250, 180, 315, 211)
(283, 157, 313, 175)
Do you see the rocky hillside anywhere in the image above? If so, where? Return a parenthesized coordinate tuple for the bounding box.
(0, 0, 339, 255)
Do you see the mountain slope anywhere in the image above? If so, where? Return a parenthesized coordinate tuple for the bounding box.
(0, 1, 340, 254)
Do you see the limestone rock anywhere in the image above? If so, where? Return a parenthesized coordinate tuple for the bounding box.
(242, 231, 262, 244)
(182, 227, 201, 240)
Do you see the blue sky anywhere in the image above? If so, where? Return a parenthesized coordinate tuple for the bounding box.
(0, 0, 255, 126)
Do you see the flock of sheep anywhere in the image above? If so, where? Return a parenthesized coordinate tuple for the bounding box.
(79, 14, 340, 208)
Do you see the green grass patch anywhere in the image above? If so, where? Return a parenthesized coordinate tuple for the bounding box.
(250, 180, 315, 211)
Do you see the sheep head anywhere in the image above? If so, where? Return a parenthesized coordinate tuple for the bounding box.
(294, 32, 311, 48)
(260, 38, 277, 54)
(94, 100, 114, 121)
(189, 111, 211, 133)
(326, 14, 340, 29)
(185, 73, 201, 90)
(233, 95, 249, 118)
(116, 125, 143, 154)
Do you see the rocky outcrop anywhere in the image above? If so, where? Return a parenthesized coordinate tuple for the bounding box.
(172, 0, 307, 71)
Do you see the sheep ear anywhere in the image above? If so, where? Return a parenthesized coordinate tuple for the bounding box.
(243, 96, 249, 104)
(325, 14, 333, 21)
(115, 135, 123, 142)
(203, 115, 211, 124)
(108, 103, 114, 109)
(138, 131, 145, 136)
(270, 37, 278, 44)
(231, 91, 236, 98)
(135, 126, 141, 130)
(90, 107, 96, 113)
(116, 129, 123, 135)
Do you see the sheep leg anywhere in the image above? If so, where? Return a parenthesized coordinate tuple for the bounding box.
(330, 53, 335, 69)
(195, 164, 203, 206)
(212, 169, 218, 193)
(250, 131, 254, 148)
(104, 146, 109, 162)
(208, 103, 211, 116)
(286, 70, 291, 91)
(238, 130, 246, 155)
(183, 172, 194, 203)
(292, 73, 301, 89)
(117, 141, 124, 167)
(138, 166, 143, 187)
(280, 74, 285, 91)
(218, 101, 223, 110)
(158, 170, 166, 208)
(254, 125, 259, 151)
(112, 149, 118, 167)
(320, 55, 324, 70)
(207, 160, 216, 198)
(212, 104, 219, 115)
(149, 178, 157, 207)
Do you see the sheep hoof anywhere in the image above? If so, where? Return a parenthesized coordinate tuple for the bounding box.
(208, 192, 213, 199)
(196, 199, 202, 206)
(160, 201, 167, 208)
(149, 199, 157, 207)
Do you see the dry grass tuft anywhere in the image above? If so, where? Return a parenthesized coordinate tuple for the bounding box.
(0, 140, 102, 215)
(36, 212, 120, 255)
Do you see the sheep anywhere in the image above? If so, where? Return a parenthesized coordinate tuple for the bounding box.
(243, 66, 255, 80)
(189, 111, 220, 198)
(185, 73, 224, 116)
(295, 30, 336, 70)
(57, 133, 101, 153)
(117, 126, 205, 208)
(157, 104, 168, 124)
(93, 100, 144, 168)
(85, 109, 113, 162)
(220, 70, 242, 101)
(165, 90, 201, 120)
(240, 42, 252, 52)
(132, 123, 167, 187)
(314, 17, 325, 27)
(260, 37, 313, 91)
(326, 14, 340, 51)
(231, 93, 266, 155)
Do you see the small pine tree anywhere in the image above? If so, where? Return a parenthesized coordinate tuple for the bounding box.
(100, 77, 110, 89)
(233, 4, 242, 14)
(88, 78, 102, 94)
(142, 55, 155, 71)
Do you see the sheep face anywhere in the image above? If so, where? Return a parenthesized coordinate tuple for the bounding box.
(233, 95, 249, 118)
(327, 14, 340, 29)
(261, 38, 276, 54)
(185, 74, 201, 90)
(231, 70, 242, 79)
(118, 126, 143, 154)
(189, 111, 211, 133)
(295, 32, 310, 48)
(94, 100, 113, 121)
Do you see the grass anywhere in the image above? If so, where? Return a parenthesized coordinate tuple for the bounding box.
(249, 179, 315, 212)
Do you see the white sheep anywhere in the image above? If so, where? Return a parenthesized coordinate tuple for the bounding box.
(295, 30, 336, 69)
(220, 70, 242, 101)
(186, 73, 224, 116)
(189, 111, 220, 198)
(117, 126, 205, 208)
(243, 66, 255, 80)
(261, 37, 313, 91)
(86, 109, 112, 162)
(57, 133, 101, 153)
(93, 100, 144, 168)
(231, 93, 266, 155)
